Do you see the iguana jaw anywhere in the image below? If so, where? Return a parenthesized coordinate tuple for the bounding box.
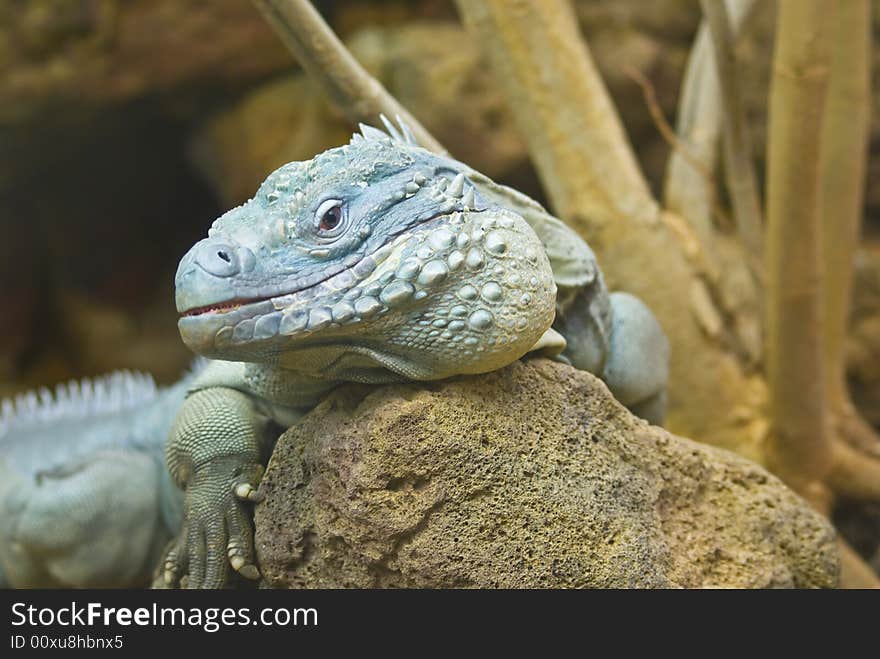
(182, 300, 249, 317)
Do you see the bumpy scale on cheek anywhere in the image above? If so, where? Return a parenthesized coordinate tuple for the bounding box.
(364, 209, 557, 377)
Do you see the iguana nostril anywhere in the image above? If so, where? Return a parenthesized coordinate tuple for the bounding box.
(193, 240, 241, 277)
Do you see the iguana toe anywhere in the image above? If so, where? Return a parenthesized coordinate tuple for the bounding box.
(162, 548, 182, 587)
(232, 463, 265, 503)
(234, 483, 262, 502)
(226, 511, 259, 581)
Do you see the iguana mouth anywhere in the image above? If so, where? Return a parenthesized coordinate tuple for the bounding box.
(182, 300, 248, 317)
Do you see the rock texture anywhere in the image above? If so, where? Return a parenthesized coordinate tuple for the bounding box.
(255, 359, 839, 589)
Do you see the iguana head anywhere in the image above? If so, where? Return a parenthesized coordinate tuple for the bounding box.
(175, 121, 556, 381)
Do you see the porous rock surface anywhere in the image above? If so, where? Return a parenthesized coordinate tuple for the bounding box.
(254, 359, 839, 588)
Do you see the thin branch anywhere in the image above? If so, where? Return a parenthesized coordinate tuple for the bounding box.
(624, 65, 734, 231)
(625, 66, 714, 186)
(828, 440, 880, 502)
(251, 0, 446, 154)
(764, 0, 833, 495)
(837, 538, 880, 589)
(700, 0, 764, 265)
(836, 396, 880, 460)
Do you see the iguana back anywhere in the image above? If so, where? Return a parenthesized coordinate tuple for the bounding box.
(0, 369, 190, 587)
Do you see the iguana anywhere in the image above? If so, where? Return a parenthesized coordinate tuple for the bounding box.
(0, 120, 666, 589)
(163, 118, 669, 588)
(0, 369, 191, 587)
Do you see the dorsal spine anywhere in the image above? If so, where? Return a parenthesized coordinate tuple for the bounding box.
(0, 371, 158, 436)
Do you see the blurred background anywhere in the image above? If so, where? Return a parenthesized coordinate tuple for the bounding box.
(0, 0, 878, 445)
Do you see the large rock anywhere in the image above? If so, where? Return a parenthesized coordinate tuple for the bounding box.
(255, 359, 839, 588)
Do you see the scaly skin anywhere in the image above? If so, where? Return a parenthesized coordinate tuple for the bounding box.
(0, 371, 189, 588)
(164, 119, 669, 588)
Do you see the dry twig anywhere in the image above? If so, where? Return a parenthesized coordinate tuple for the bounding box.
(664, 0, 759, 240)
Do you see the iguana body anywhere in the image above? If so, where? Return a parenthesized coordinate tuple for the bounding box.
(0, 370, 189, 587)
(164, 120, 669, 588)
(0, 121, 666, 589)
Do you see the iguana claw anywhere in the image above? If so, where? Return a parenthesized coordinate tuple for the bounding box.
(234, 483, 263, 502)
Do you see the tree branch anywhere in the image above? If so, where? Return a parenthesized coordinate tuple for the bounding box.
(828, 440, 880, 501)
(625, 65, 719, 195)
(837, 537, 880, 588)
(819, 0, 874, 453)
(453, 0, 658, 230)
(700, 0, 764, 266)
(251, 0, 446, 154)
(764, 0, 833, 495)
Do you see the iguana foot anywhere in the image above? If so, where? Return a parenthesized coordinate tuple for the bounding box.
(557, 287, 669, 425)
(163, 386, 273, 589)
(161, 456, 263, 589)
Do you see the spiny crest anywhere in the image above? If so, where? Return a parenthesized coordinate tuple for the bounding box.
(352, 113, 419, 147)
(324, 114, 418, 176)
(339, 114, 422, 175)
(0, 371, 158, 437)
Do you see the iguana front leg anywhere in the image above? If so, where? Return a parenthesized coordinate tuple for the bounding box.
(162, 387, 271, 588)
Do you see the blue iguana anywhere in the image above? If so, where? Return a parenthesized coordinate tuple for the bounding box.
(0, 119, 668, 589)
(164, 119, 668, 588)
(0, 370, 190, 587)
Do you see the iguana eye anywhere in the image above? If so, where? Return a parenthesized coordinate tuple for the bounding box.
(316, 199, 345, 233)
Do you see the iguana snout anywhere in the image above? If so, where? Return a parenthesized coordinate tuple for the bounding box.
(175, 237, 258, 314)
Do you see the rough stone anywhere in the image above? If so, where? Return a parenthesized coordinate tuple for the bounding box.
(255, 359, 839, 589)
